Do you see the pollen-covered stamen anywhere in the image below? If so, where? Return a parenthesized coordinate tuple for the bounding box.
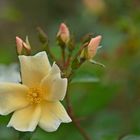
(27, 87, 43, 104)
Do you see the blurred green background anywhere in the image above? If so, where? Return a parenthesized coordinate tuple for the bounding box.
(0, 0, 140, 140)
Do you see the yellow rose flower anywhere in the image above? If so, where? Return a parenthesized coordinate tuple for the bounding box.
(0, 51, 71, 132)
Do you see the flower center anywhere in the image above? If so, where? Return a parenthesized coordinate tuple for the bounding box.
(27, 87, 43, 104)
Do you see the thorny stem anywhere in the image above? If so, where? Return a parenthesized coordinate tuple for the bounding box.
(64, 58, 90, 140)
(37, 27, 62, 69)
(72, 42, 88, 62)
(68, 59, 85, 82)
(43, 43, 57, 62)
(67, 53, 72, 63)
(61, 47, 66, 66)
(65, 52, 72, 68)
(43, 43, 62, 69)
(47, 39, 90, 139)
(65, 85, 91, 140)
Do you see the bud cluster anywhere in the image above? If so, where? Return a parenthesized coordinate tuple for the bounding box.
(16, 23, 103, 78)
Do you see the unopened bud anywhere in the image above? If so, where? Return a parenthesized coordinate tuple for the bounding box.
(37, 27, 48, 44)
(57, 23, 70, 44)
(80, 47, 88, 60)
(87, 35, 102, 59)
(16, 36, 31, 55)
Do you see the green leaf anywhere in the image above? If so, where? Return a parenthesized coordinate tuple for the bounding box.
(71, 75, 100, 84)
(88, 111, 124, 140)
(70, 83, 118, 116)
(71, 68, 100, 84)
(19, 132, 33, 140)
(0, 126, 18, 140)
(121, 135, 140, 140)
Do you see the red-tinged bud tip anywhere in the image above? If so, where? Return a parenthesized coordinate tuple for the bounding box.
(57, 23, 70, 43)
(60, 23, 68, 33)
(16, 36, 24, 54)
(15, 36, 31, 55)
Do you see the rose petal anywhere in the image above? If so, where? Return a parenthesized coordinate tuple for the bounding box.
(19, 51, 51, 87)
(39, 101, 71, 132)
(0, 83, 29, 115)
(7, 105, 41, 132)
(41, 63, 67, 101)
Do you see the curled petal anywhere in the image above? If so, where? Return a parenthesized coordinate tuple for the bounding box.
(41, 63, 67, 101)
(19, 51, 51, 87)
(0, 83, 29, 115)
(39, 101, 71, 132)
(7, 105, 41, 132)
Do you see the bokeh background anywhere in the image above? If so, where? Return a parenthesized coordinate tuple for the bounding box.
(0, 0, 140, 140)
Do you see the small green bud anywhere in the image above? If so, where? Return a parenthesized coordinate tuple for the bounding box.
(37, 27, 48, 44)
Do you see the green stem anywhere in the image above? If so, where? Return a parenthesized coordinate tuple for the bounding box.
(72, 43, 88, 63)
(65, 47, 74, 68)
(43, 43, 57, 62)
(61, 47, 66, 67)
(43, 43, 62, 69)
(68, 59, 86, 82)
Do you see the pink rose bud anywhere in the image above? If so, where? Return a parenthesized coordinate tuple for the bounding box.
(16, 36, 31, 55)
(16, 36, 23, 54)
(57, 23, 70, 43)
(87, 35, 102, 59)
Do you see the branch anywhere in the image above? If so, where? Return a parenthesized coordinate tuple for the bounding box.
(72, 43, 88, 62)
(43, 43, 62, 69)
(65, 86, 91, 140)
(61, 47, 66, 67)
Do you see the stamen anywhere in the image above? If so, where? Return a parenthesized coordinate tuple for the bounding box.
(27, 87, 43, 104)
